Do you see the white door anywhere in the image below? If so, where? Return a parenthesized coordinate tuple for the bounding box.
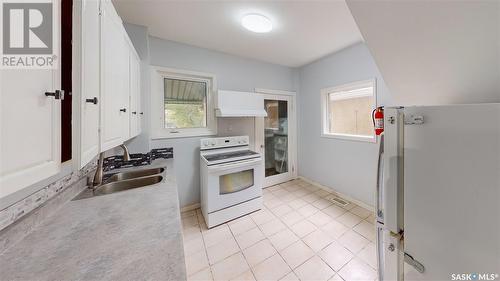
(79, 0, 100, 167)
(100, 0, 124, 151)
(255, 94, 297, 187)
(0, 1, 61, 199)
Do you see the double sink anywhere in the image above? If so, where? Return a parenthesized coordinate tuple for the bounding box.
(73, 167, 165, 200)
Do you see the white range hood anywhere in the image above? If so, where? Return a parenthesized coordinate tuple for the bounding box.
(216, 90, 268, 117)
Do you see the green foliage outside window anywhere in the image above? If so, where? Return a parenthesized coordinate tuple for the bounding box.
(164, 103, 206, 129)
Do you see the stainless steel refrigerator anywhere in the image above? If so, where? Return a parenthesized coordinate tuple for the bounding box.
(376, 104, 500, 280)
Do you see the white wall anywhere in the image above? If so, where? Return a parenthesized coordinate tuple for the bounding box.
(297, 43, 392, 207)
(147, 36, 296, 207)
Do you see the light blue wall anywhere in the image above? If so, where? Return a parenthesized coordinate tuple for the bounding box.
(149, 37, 296, 92)
(123, 26, 390, 208)
(148, 36, 297, 207)
(297, 43, 392, 207)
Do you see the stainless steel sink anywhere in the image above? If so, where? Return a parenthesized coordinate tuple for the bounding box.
(73, 167, 165, 201)
(104, 168, 165, 183)
(95, 175, 163, 195)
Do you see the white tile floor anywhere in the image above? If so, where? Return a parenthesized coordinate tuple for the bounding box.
(181, 179, 377, 281)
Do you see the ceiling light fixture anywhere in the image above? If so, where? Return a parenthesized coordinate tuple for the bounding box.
(241, 14, 273, 33)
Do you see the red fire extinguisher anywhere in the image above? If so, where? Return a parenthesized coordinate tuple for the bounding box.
(373, 107, 384, 135)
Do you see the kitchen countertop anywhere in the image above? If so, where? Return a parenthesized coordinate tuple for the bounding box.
(0, 158, 187, 281)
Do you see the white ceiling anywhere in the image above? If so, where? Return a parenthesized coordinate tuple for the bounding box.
(112, 0, 363, 67)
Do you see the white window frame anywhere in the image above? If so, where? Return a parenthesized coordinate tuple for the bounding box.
(151, 66, 217, 139)
(320, 79, 377, 143)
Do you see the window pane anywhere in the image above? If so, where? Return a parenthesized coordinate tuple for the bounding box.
(328, 94, 374, 137)
(264, 99, 288, 177)
(164, 78, 207, 129)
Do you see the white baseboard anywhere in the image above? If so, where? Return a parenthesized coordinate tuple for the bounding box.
(298, 176, 374, 212)
(180, 202, 200, 213)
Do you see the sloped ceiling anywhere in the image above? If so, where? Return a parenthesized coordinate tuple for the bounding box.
(347, 0, 500, 105)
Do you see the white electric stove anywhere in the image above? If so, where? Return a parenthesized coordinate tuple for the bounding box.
(200, 136, 263, 228)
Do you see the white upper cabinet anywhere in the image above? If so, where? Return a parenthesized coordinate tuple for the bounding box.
(0, 1, 61, 200)
(119, 32, 131, 141)
(129, 49, 141, 138)
(78, 0, 100, 167)
(100, 0, 126, 151)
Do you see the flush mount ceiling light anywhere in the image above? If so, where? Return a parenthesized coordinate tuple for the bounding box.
(241, 14, 273, 33)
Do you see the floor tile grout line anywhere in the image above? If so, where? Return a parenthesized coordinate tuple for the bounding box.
(182, 178, 376, 281)
(226, 219, 259, 281)
(188, 210, 214, 280)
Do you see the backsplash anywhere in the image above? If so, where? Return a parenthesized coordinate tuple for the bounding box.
(103, 147, 173, 171)
(0, 160, 97, 233)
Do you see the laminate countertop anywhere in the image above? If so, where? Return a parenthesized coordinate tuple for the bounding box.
(0, 158, 187, 281)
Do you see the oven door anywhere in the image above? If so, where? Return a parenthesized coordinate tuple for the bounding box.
(206, 158, 263, 212)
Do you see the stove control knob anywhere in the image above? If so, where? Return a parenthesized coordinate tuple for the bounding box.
(211, 141, 216, 146)
(203, 140, 209, 147)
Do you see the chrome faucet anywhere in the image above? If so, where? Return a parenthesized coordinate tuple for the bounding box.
(92, 144, 131, 188)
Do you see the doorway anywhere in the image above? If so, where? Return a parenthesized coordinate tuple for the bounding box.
(255, 93, 297, 187)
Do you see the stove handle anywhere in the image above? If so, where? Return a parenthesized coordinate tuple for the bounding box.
(208, 158, 262, 172)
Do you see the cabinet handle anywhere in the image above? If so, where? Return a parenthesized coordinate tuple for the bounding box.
(45, 90, 64, 100)
(85, 97, 98, 104)
(132, 111, 137, 115)
(140, 112, 144, 115)
(120, 108, 127, 112)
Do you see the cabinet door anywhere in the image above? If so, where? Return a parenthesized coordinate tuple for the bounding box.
(135, 55, 142, 135)
(100, 0, 124, 151)
(129, 51, 140, 137)
(0, 1, 61, 199)
(120, 35, 130, 140)
(79, 0, 100, 167)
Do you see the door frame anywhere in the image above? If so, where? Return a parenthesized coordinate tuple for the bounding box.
(255, 89, 297, 188)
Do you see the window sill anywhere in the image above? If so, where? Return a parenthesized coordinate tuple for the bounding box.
(321, 133, 376, 143)
(151, 129, 216, 140)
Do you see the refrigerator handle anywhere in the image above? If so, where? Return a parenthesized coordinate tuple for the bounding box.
(376, 133, 384, 221)
(404, 252, 425, 273)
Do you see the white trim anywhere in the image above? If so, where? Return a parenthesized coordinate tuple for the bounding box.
(328, 87, 373, 101)
(320, 79, 377, 143)
(181, 202, 201, 212)
(299, 176, 374, 212)
(72, 0, 83, 170)
(321, 79, 375, 94)
(255, 88, 296, 96)
(150, 66, 217, 139)
(322, 133, 376, 143)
